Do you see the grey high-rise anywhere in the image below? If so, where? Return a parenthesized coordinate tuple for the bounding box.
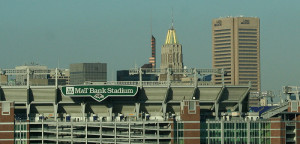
(159, 24, 183, 81)
(212, 17, 260, 91)
(70, 63, 107, 85)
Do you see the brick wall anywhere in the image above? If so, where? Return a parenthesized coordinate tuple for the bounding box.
(180, 101, 201, 144)
(0, 102, 15, 144)
(270, 118, 286, 144)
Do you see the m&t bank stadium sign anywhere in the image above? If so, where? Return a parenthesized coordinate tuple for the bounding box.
(61, 85, 138, 102)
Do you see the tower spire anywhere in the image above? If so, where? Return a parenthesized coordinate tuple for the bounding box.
(171, 8, 174, 29)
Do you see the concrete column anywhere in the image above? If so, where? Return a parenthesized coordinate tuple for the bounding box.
(215, 102, 219, 120)
(56, 120, 58, 144)
(129, 121, 131, 143)
(55, 68, 58, 88)
(162, 103, 167, 117)
(135, 103, 140, 119)
(234, 121, 237, 144)
(53, 103, 58, 121)
(81, 103, 86, 121)
(71, 122, 73, 144)
(42, 117, 44, 144)
(114, 121, 117, 144)
(143, 120, 145, 144)
(208, 120, 210, 144)
(27, 68, 30, 88)
(99, 122, 102, 144)
(221, 120, 224, 144)
(139, 68, 142, 87)
(247, 121, 250, 144)
(193, 68, 198, 87)
(85, 120, 88, 144)
(239, 103, 242, 119)
(26, 104, 30, 120)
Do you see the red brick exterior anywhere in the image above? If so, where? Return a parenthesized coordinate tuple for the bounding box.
(180, 101, 201, 144)
(0, 102, 15, 144)
(270, 118, 286, 144)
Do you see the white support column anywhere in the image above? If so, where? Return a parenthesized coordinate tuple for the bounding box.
(215, 102, 219, 120)
(129, 121, 131, 143)
(26, 104, 30, 120)
(234, 121, 237, 144)
(81, 103, 86, 121)
(143, 120, 145, 144)
(114, 121, 117, 144)
(85, 120, 88, 144)
(135, 103, 140, 119)
(239, 103, 242, 119)
(99, 122, 102, 144)
(42, 117, 44, 144)
(54, 103, 58, 121)
(193, 68, 198, 87)
(27, 68, 30, 88)
(55, 68, 58, 88)
(157, 121, 159, 143)
(247, 121, 250, 144)
(71, 122, 73, 144)
(139, 68, 143, 87)
(207, 120, 210, 144)
(221, 120, 224, 144)
(56, 120, 59, 144)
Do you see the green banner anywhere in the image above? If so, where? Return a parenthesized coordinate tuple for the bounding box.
(61, 85, 138, 102)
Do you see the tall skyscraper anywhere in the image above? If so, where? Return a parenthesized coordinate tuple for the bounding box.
(159, 23, 183, 81)
(212, 17, 260, 91)
(149, 35, 156, 69)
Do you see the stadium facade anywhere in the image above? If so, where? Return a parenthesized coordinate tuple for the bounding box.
(0, 68, 299, 144)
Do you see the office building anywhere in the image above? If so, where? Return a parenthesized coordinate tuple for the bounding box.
(149, 35, 156, 69)
(159, 23, 183, 81)
(69, 63, 107, 85)
(212, 17, 260, 91)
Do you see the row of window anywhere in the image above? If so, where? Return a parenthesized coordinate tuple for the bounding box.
(239, 53, 257, 56)
(215, 46, 231, 50)
(239, 39, 257, 42)
(214, 64, 231, 67)
(214, 57, 231, 60)
(239, 46, 257, 49)
(239, 57, 258, 59)
(215, 39, 231, 42)
(239, 43, 257, 45)
(239, 67, 257, 70)
(214, 29, 231, 32)
(239, 50, 257, 52)
(239, 32, 257, 34)
(240, 78, 257, 81)
(215, 50, 231, 53)
(215, 43, 231, 46)
(239, 71, 257, 73)
(239, 60, 257, 63)
(214, 36, 231, 39)
(215, 60, 231, 64)
(215, 32, 231, 35)
(238, 28, 257, 31)
(239, 35, 257, 38)
(215, 53, 231, 56)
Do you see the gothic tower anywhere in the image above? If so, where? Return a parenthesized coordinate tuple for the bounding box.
(159, 22, 183, 81)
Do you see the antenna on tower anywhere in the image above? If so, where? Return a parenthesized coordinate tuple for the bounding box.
(171, 8, 174, 29)
(150, 10, 152, 36)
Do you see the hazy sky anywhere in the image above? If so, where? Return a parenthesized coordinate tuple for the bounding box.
(1, 0, 299, 92)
